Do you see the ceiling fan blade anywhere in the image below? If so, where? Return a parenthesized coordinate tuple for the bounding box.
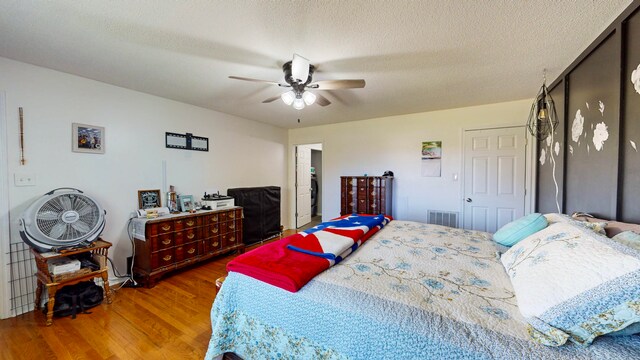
(228, 76, 281, 85)
(315, 93, 331, 107)
(308, 79, 366, 90)
(291, 54, 310, 82)
(262, 95, 282, 103)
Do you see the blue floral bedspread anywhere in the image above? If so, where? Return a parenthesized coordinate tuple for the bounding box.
(205, 221, 640, 359)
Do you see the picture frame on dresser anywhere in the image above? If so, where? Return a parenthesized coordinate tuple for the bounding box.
(138, 189, 161, 209)
(179, 195, 194, 212)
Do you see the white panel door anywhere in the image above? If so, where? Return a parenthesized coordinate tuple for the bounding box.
(463, 127, 526, 232)
(296, 145, 312, 227)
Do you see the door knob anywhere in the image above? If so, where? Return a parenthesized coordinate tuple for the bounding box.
(465, 198, 472, 203)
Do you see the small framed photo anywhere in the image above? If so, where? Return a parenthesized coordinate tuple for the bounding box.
(138, 189, 161, 209)
(179, 195, 194, 212)
(73, 123, 105, 154)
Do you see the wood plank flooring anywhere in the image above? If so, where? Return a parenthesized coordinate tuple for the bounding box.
(0, 230, 296, 360)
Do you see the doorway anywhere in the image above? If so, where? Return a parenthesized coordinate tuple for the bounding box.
(462, 126, 527, 232)
(295, 143, 322, 230)
(0, 92, 10, 318)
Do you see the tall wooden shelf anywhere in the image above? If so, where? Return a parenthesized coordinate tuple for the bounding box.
(340, 176, 393, 216)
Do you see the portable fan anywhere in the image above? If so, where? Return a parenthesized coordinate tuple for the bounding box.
(19, 188, 106, 251)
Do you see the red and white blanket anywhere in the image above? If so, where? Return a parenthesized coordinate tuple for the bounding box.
(226, 214, 392, 292)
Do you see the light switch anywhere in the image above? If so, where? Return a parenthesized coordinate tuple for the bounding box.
(14, 173, 36, 187)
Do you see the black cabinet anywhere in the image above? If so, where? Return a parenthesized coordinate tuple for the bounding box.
(227, 186, 281, 244)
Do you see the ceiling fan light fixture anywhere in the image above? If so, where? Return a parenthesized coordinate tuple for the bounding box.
(293, 97, 305, 110)
(291, 54, 310, 83)
(281, 90, 295, 105)
(302, 91, 316, 106)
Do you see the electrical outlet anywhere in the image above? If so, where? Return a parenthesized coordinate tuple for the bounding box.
(14, 173, 36, 187)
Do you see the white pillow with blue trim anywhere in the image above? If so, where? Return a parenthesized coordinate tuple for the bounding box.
(500, 221, 640, 346)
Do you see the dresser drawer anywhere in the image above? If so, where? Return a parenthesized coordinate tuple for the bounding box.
(205, 213, 219, 225)
(208, 223, 220, 236)
(219, 221, 228, 235)
(174, 228, 198, 246)
(218, 211, 228, 222)
(205, 236, 221, 253)
(221, 232, 239, 248)
(150, 233, 173, 251)
(147, 221, 173, 237)
(150, 248, 175, 270)
(226, 220, 237, 232)
(175, 241, 199, 262)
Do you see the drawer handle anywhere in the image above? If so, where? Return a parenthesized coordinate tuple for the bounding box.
(186, 220, 195, 226)
(360, 200, 365, 203)
(163, 255, 172, 261)
(161, 225, 171, 231)
(176, 220, 182, 224)
(162, 239, 171, 245)
(212, 242, 219, 247)
(349, 191, 354, 195)
(360, 187, 364, 191)
(230, 237, 235, 242)
(187, 233, 195, 239)
(187, 248, 196, 254)
(211, 228, 218, 234)
(211, 216, 217, 222)
(229, 223, 235, 229)
(229, 213, 235, 219)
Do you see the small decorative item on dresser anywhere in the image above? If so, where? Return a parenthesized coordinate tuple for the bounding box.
(180, 195, 194, 212)
(138, 189, 161, 209)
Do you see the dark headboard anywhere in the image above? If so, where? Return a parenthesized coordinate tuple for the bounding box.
(536, 2, 640, 223)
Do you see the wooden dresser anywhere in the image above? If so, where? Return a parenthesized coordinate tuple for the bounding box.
(340, 176, 393, 216)
(132, 207, 244, 287)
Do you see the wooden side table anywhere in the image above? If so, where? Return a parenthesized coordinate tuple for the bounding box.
(32, 239, 113, 325)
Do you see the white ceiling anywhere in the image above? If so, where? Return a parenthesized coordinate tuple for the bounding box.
(0, 1, 633, 129)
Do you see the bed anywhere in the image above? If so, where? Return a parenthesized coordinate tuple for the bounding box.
(205, 220, 640, 359)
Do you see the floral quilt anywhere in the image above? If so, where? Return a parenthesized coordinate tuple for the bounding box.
(206, 221, 640, 360)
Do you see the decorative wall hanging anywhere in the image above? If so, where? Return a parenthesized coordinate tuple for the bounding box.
(632, 63, 640, 94)
(527, 71, 558, 141)
(72, 123, 105, 154)
(421, 141, 442, 177)
(18, 107, 25, 165)
(165, 132, 209, 152)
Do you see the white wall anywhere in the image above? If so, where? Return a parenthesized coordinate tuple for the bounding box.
(0, 57, 288, 292)
(288, 99, 533, 225)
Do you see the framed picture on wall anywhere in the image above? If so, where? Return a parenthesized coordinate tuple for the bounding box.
(72, 123, 105, 154)
(138, 189, 161, 209)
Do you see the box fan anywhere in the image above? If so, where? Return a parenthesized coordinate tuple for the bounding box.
(19, 188, 106, 251)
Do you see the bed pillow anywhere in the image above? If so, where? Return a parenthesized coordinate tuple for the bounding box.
(611, 231, 640, 251)
(500, 221, 640, 346)
(543, 213, 608, 236)
(571, 214, 640, 238)
(492, 213, 547, 247)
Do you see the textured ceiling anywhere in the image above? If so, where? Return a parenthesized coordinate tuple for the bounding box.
(0, 1, 633, 129)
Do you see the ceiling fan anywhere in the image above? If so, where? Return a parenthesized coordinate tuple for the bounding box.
(229, 54, 365, 110)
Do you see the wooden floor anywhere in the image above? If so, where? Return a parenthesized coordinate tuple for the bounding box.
(0, 230, 296, 360)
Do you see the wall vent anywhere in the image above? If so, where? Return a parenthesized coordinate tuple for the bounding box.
(427, 210, 459, 228)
